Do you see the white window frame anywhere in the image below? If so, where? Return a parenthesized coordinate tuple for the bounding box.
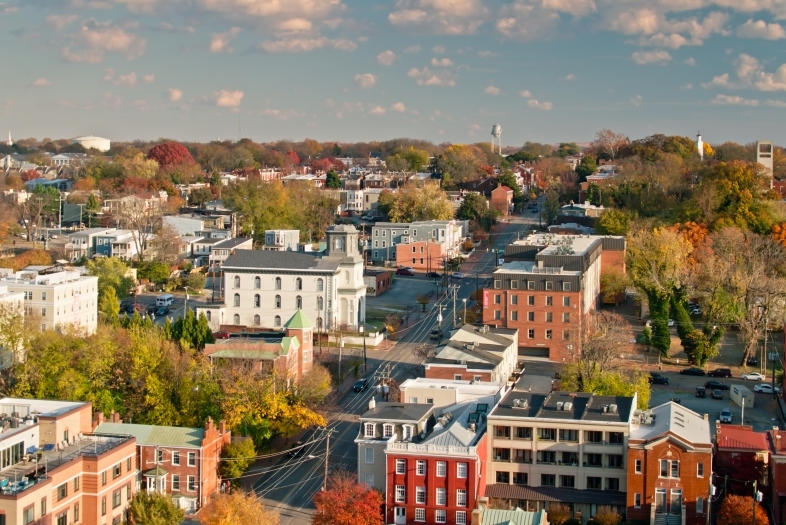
(436, 461, 446, 477)
(396, 459, 406, 475)
(435, 510, 446, 523)
(395, 485, 405, 503)
(634, 493, 641, 508)
(456, 511, 467, 525)
(187, 452, 196, 467)
(456, 489, 467, 507)
(415, 508, 426, 522)
(416, 486, 426, 504)
(383, 424, 394, 438)
(634, 459, 641, 473)
(436, 488, 446, 505)
(416, 460, 426, 476)
(364, 424, 375, 438)
(697, 463, 704, 477)
(457, 463, 467, 479)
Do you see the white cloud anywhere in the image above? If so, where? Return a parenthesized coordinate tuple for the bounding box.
(391, 102, 407, 112)
(46, 14, 77, 30)
(214, 89, 244, 109)
(527, 98, 553, 110)
(765, 99, 786, 107)
(705, 53, 786, 91)
(143, 74, 155, 83)
(712, 94, 759, 105)
(369, 105, 386, 115)
(389, 0, 487, 35)
(430, 57, 453, 67)
(259, 37, 356, 53)
(432, 45, 446, 53)
(101, 92, 122, 109)
(209, 27, 240, 53)
(610, 10, 729, 48)
(631, 94, 642, 106)
(631, 49, 672, 64)
(168, 88, 183, 102)
(277, 18, 313, 32)
(197, 0, 342, 21)
(62, 18, 146, 63)
(737, 19, 786, 40)
(685, 57, 697, 66)
(681, 83, 694, 90)
(496, 6, 561, 41)
(354, 73, 377, 89)
(565, 73, 576, 80)
(478, 51, 498, 58)
(30, 78, 51, 87)
(376, 50, 397, 66)
(404, 45, 421, 53)
(519, 89, 532, 98)
(702, 72, 733, 88)
(407, 67, 456, 86)
(114, 72, 137, 86)
(485, 85, 501, 95)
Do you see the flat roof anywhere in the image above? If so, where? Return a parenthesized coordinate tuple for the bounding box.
(361, 402, 434, 422)
(490, 391, 634, 423)
(399, 378, 502, 395)
(493, 261, 582, 276)
(510, 233, 601, 257)
(0, 398, 88, 417)
(94, 422, 205, 448)
(630, 402, 711, 445)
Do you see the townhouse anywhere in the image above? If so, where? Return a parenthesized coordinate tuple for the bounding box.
(370, 220, 467, 268)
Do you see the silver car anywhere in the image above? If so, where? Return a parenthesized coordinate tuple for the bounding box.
(719, 408, 732, 423)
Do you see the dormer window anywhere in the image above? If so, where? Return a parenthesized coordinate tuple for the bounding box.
(383, 424, 394, 438)
(364, 423, 375, 438)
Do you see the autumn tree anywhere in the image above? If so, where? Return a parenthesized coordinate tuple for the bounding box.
(590, 129, 629, 160)
(773, 222, 786, 247)
(148, 225, 184, 266)
(128, 491, 185, 525)
(600, 268, 629, 306)
(457, 193, 488, 223)
(386, 183, 453, 223)
(596, 209, 635, 235)
(86, 257, 135, 300)
(542, 188, 561, 225)
(119, 151, 159, 179)
(290, 364, 333, 408)
(435, 144, 486, 187)
(313, 472, 384, 525)
(219, 438, 255, 481)
(0, 249, 52, 272)
(592, 506, 621, 525)
(547, 504, 572, 525)
(717, 495, 767, 525)
(99, 287, 120, 326)
(202, 491, 279, 525)
(147, 142, 195, 167)
(113, 198, 162, 262)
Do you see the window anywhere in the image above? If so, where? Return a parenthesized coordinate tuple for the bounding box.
(515, 427, 532, 439)
(74, 503, 79, 523)
(528, 295, 535, 305)
(24, 507, 34, 524)
(396, 459, 406, 474)
(545, 329, 553, 339)
(456, 511, 467, 525)
(254, 294, 261, 307)
(540, 428, 556, 441)
(546, 296, 553, 306)
(609, 432, 624, 444)
(57, 483, 67, 501)
(233, 276, 240, 288)
(560, 475, 575, 488)
(587, 476, 602, 489)
(559, 429, 578, 442)
(156, 449, 163, 464)
(587, 453, 602, 467)
(496, 471, 510, 483)
(296, 296, 302, 309)
(697, 463, 704, 477)
(41, 292, 46, 301)
(172, 451, 180, 465)
(606, 478, 620, 490)
(233, 314, 240, 324)
(275, 295, 281, 308)
(494, 310, 500, 320)
(113, 489, 121, 508)
(511, 281, 519, 290)
(317, 279, 324, 291)
(364, 423, 375, 438)
(57, 512, 67, 525)
(545, 312, 553, 322)
(275, 277, 281, 289)
(274, 315, 281, 327)
(541, 474, 556, 486)
(187, 476, 196, 492)
(188, 452, 196, 466)
(415, 508, 426, 522)
(563, 296, 571, 306)
(383, 424, 393, 437)
(233, 293, 240, 307)
(365, 447, 374, 463)
(102, 470, 107, 485)
(514, 472, 528, 485)
(511, 311, 518, 321)
(172, 474, 180, 491)
(74, 476, 80, 492)
(563, 282, 571, 291)
(41, 308, 46, 317)
(546, 281, 554, 290)
(660, 460, 669, 477)
(436, 461, 446, 477)
(426, 398, 434, 404)
(436, 488, 446, 505)
(127, 483, 131, 500)
(608, 455, 623, 468)
(511, 295, 518, 305)
(563, 312, 570, 323)
(456, 489, 467, 507)
(634, 493, 641, 508)
(670, 460, 679, 478)
(635, 459, 642, 473)
(435, 510, 446, 524)
(102, 496, 107, 516)
(317, 297, 323, 310)
(416, 486, 426, 504)
(457, 463, 467, 478)
(296, 278, 302, 290)
(395, 485, 405, 502)
(416, 460, 426, 476)
(538, 451, 556, 464)
(364, 473, 374, 486)
(586, 431, 602, 443)
(494, 294, 501, 304)
(113, 463, 121, 478)
(495, 425, 511, 438)
(563, 330, 571, 340)
(527, 329, 535, 339)
(697, 497, 704, 513)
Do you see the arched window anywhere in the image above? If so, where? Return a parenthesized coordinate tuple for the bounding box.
(275, 277, 282, 290)
(317, 297, 323, 310)
(274, 315, 281, 327)
(205, 311, 211, 321)
(296, 278, 302, 290)
(275, 295, 281, 308)
(317, 278, 324, 291)
(345, 271, 350, 284)
(254, 294, 260, 308)
(233, 276, 240, 288)
(253, 315, 260, 326)
(233, 314, 240, 324)
(233, 293, 240, 307)
(383, 424, 394, 437)
(254, 276, 261, 289)
(296, 296, 302, 309)
(335, 237, 344, 250)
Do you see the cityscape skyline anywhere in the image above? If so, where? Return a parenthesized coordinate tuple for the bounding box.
(1, 0, 786, 145)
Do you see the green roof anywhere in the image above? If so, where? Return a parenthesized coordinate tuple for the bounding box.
(208, 349, 279, 360)
(144, 466, 168, 477)
(95, 422, 204, 448)
(280, 336, 300, 355)
(482, 509, 546, 525)
(284, 309, 314, 329)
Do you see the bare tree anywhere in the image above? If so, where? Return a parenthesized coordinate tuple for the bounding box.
(574, 311, 633, 381)
(148, 224, 183, 265)
(113, 197, 162, 262)
(590, 129, 630, 160)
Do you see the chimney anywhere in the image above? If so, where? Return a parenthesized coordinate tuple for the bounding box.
(704, 413, 708, 421)
(93, 411, 105, 429)
(369, 398, 376, 410)
(220, 420, 226, 435)
(715, 420, 722, 436)
(110, 411, 121, 423)
(205, 416, 214, 431)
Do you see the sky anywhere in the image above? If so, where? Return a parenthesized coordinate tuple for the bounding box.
(2, 0, 786, 147)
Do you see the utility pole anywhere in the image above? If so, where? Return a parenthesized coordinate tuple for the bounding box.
(752, 480, 758, 525)
(322, 429, 333, 491)
(452, 286, 457, 328)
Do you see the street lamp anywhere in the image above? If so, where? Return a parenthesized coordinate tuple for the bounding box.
(359, 324, 367, 372)
(462, 298, 467, 325)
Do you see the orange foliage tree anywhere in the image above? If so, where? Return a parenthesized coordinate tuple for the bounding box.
(0, 249, 52, 272)
(717, 495, 767, 525)
(313, 472, 383, 525)
(773, 222, 786, 247)
(200, 490, 279, 525)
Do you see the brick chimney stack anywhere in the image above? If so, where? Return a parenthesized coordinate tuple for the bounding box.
(205, 417, 214, 431)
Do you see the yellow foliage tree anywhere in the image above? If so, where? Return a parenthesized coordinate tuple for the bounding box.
(201, 491, 279, 525)
(773, 222, 786, 247)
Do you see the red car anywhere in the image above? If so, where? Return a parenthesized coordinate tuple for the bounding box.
(213, 331, 230, 339)
(395, 268, 415, 276)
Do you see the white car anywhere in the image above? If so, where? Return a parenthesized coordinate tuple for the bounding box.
(719, 408, 733, 423)
(741, 372, 766, 381)
(691, 308, 702, 315)
(451, 272, 465, 280)
(754, 384, 781, 394)
(667, 319, 675, 327)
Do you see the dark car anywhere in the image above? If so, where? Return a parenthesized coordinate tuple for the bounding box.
(154, 306, 169, 317)
(711, 389, 724, 400)
(120, 303, 135, 314)
(746, 356, 759, 366)
(429, 328, 443, 340)
(704, 380, 729, 390)
(395, 268, 415, 276)
(353, 379, 369, 392)
(213, 331, 230, 339)
(680, 367, 706, 376)
(695, 386, 706, 398)
(427, 272, 442, 279)
(288, 442, 305, 458)
(708, 368, 732, 378)
(649, 375, 669, 385)
(147, 305, 157, 315)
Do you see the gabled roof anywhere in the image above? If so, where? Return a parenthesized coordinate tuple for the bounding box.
(629, 402, 711, 446)
(94, 422, 204, 448)
(284, 309, 314, 329)
(222, 250, 339, 272)
(716, 426, 769, 451)
(480, 509, 546, 525)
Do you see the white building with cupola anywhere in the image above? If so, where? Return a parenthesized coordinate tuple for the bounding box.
(197, 225, 366, 333)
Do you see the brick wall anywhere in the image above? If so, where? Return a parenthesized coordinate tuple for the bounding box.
(600, 249, 626, 276)
(396, 242, 446, 272)
(424, 365, 492, 382)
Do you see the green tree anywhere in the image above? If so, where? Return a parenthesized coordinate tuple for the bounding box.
(128, 491, 185, 525)
(138, 260, 171, 285)
(183, 272, 206, 292)
(596, 209, 636, 236)
(325, 169, 341, 189)
(86, 257, 135, 300)
(219, 438, 256, 480)
(496, 169, 522, 199)
(98, 287, 120, 326)
(456, 193, 488, 222)
(188, 187, 214, 207)
(555, 142, 580, 158)
(172, 311, 215, 351)
(576, 156, 598, 182)
(542, 189, 561, 225)
(376, 190, 395, 217)
(402, 148, 430, 171)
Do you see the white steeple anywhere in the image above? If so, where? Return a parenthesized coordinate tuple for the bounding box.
(696, 132, 703, 161)
(6, 131, 11, 147)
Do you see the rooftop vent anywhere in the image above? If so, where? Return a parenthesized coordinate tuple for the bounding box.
(512, 399, 528, 409)
(609, 404, 618, 414)
(556, 401, 564, 411)
(563, 401, 573, 411)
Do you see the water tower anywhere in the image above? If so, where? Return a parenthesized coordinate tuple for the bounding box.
(491, 124, 502, 155)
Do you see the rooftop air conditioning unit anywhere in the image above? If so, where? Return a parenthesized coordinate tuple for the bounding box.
(556, 402, 564, 410)
(513, 399, 521, 408)
(609, 404, 618, 413)
(563, 402, 573, 411)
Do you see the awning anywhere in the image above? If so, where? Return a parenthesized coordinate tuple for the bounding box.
(485, 484, 626, 506)
(143, 466, 168, 477)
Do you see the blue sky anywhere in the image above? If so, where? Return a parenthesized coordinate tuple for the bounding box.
(2, 0, 786, 146)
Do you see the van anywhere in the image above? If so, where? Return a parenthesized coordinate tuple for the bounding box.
(156, 294, 174, 307)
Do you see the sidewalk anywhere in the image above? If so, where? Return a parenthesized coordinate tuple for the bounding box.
(459, 218, 513, 274)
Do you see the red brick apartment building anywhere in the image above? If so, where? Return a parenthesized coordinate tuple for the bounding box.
(396, 241, 445, 273)
(767, 427, 786, 524)
(482, 233, 625, 362)
(94, 413, 231, 514)
(626, 402, 712, 525)
(0, 398, 137, 525)
(490, 186, 514, 216)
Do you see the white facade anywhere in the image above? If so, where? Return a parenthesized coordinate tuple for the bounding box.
(163, 216, 208, 237)
(757, 140, 774, 177)
(71, 135, 110, 152)
(0, 267, 99, 335)
(264, 230, 300, 251)
(342, 190, 364, 213)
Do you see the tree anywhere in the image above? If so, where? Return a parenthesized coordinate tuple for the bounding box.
(119, 151, 159, 179)
(148, 225, 184, 266)
(496, 169, 522, 198)
(218, 438, 255, 480)
(171, 311, 214, 350)
(290, 364, 332, 408)
(98, 287, 120, 326)
(147, 142, 195, 167)
(113, 197, 162, 262)
(0, 249, 52, 272)
(435, 144, 486, 187)
(547, 504, 572, 525)
(325, 169, 341, 189)
(386, 184, 454, 223)
(201, 491, 279, 525)
(519, 141, 554, 158)
(183, 272, 206, 292)
(592, 506, 621, 525)
(188, 187, 214, 207)
(385, 314, 402, 339)
(596, 209, 635, 235)
(576, 155, 598, 181)
(590, 129, 629, 160)
(542, 188, 561, 225)
(717, 495, 767, 525)
(456, 193, 488, 222)
(138, 260, 171, 285)
(86, 257, 135, 300)
(128, 491, 185, 525)
(600, 268, 628, 305)
(313, 472, 384, 525)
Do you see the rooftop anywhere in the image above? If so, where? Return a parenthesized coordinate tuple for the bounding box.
(213, 237, 253, 249)
(94, 422, 205, 448)
(361, 402, 435, 423)
(629, 402, 711, 446)
(490, 391, 635, 423)
(716, 425, 769, 451)
(222, 250, 340, 272)
(479, 509, 547, 525)
(399, 378, 503, 398)
(493, 261, 581, 276)
(510, 233, 602, 257)
(0, 398, 88, 418)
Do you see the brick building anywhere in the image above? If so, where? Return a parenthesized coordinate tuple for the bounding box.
(490, 186, 514, 216)
(626, 402, 712, 525)
(94, 413, 231, 514)
(714, 423, 769, 489)
(482, 233, 625, 362)
(396, 241, 446, 273)
(767, 427, 786, 524)
(0, 398, 137, 525)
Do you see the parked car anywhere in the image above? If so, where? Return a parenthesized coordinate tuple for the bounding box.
(649, 375, 669, 385)
(667, 319, 675, 327)
(719, 408, 733, 423)
(695, 386, 706, 398)
(353, 378, 369, 392)
(120, 303, 135, 314)
(155, 306, 170, 317)
(427, 272, 442, 279)
(429, 328, 442, 340)
(708, 368, 732, 378)
(213, 331, 230, 339)
(147, 305, 157, 315)
(680, 367, 706, 376)
(746, 356, 759, 366)
(690, 308, 702, 315)
(451, 272, 465, 280)
(395, 268, 415, 276)
(704, 381, 729, 390)
(741, 372, 765, 381)
(754, 384, 781, 394)
(670, 398, 682, 405)
(711, 389, 724, 400)
(287, 442, 305, 458)
(531, 208, 538, 213)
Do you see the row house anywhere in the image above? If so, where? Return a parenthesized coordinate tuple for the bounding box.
(490, 186, 514, 217)
(103, 192, 168, 215)
(93, 413, 231, 514)
(163, 214, 226, 238)
(370, 220, 467, 267)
